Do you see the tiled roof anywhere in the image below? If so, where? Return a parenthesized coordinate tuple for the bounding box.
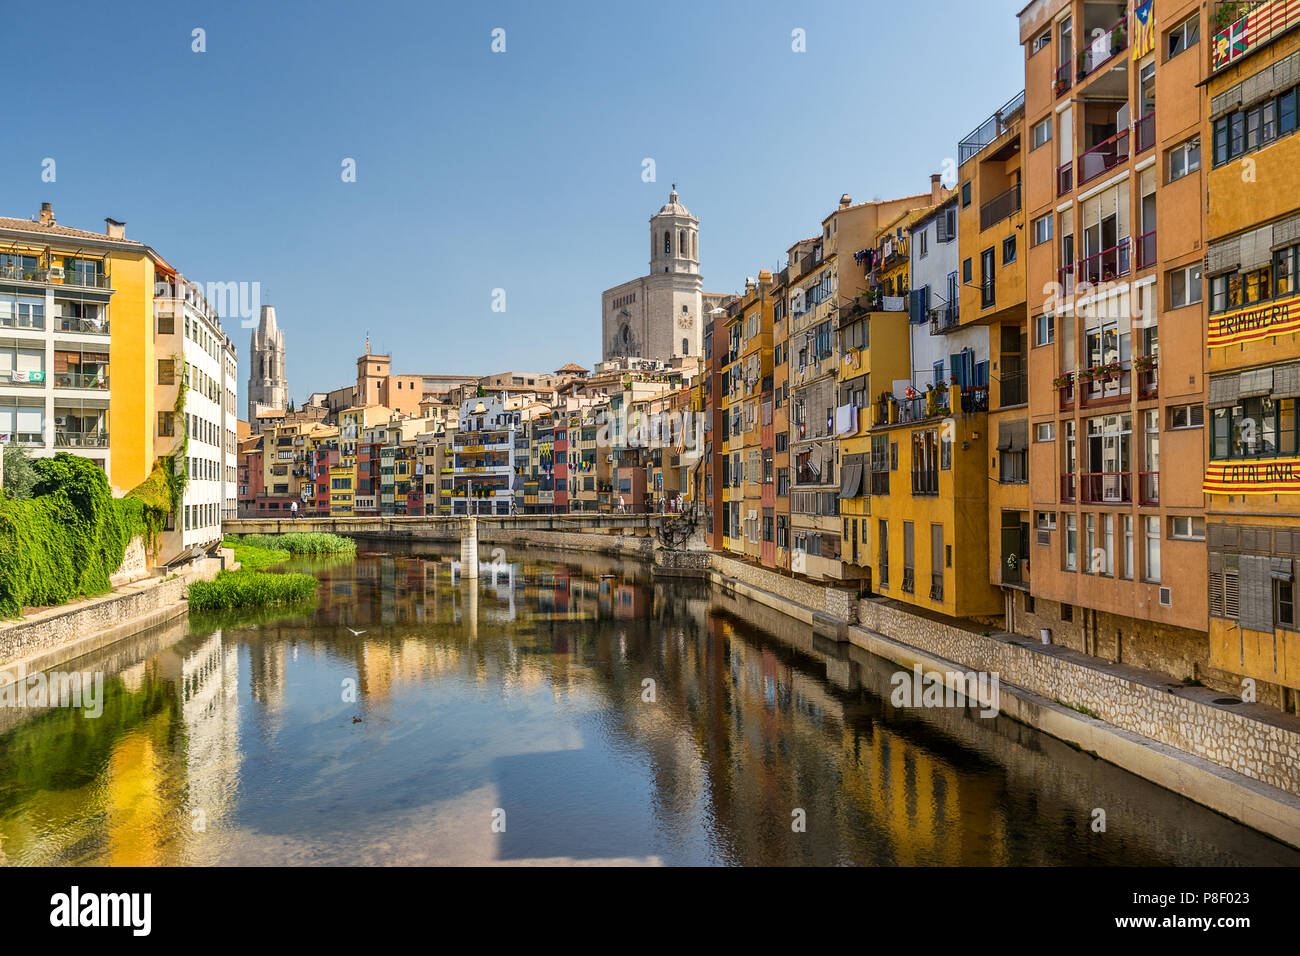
(0, 217, 143, 247)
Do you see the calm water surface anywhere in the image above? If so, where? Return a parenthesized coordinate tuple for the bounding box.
(1, 544, 1296, 866)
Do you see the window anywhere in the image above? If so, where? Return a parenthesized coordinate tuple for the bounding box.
(156, 313, 174, 335)
(1168, 404, 1204, 429)
(157, 358, 175, 385)
(1213, 82, 1300, 166)
(1144, 516, 1161, 582)
(1168, 264, 1202, 309)
(1035, 311, 1055, 346)
(1036, 422, 1056, 442)
(1211, 396, 1299, 459)
(918, 230, 928, 259)
(158, 411, 174, 437)
(1032, 214, 1053, 247)
(1168, 137, 1200, 182)
(1169, 516, 1205, 540)
(962, 258, 972, 284)
(1033, 29, 1051, 54)
(1064, 513, 1078, 571)
(961, 182, 971, 208)
(1031, 117, 1052, 150)
(1002, 236, 1017, 265)
(1167, 14, 1199, 59)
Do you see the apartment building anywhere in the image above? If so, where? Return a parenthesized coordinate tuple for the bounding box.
(770, 266, 794, 571)
(955, 90, 1033, 624)
(1020, 0, 1209, 670)
(1202, 0, 1300, 709)
(453, 394, 518, 515)
(153, 273, 239, 556)
(719, 299, 743, 551)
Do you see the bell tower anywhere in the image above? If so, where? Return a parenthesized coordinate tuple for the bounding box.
(649, 184, 699, 276)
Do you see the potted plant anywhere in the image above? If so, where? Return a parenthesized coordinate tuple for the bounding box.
(1052, 372, 1074, 389)
(1133, 354, 1157, 372)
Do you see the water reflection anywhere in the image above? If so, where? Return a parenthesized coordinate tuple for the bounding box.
(0, 544, 1296, 866)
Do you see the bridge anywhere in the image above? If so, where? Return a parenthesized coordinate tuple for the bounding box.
(223, 513, 666, 541)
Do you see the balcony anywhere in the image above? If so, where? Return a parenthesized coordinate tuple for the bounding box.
(1136, 230, 1157, 272)
(1056, 373, 1076, 411)
(1078, 17, 1128, 79)
(1080, 471, 1131, 504)
(56, 316, 110, 335)
(1057, 161, 1073, 197)
(957, 90, 1025, 163)
(1136, 357, 1158, 399)
(979, 183, 1022, 231)
(1078, 128, 1129, 186)
(1061, 473, 1078, 503)
(1139, 471, 1159, 506)
(1134, 111, 1155, 154)
(2, 369, 45, 387)
(55, 430, 109, 448)
(902, 567, 915, 595)
(1078, 238, 1131, 285)
(929, 303, 959, 335)
(1054, 61, 1072, 98)
(0, 311, 45, 332)
(54, 371, 109, 390)
(959, 386, 989, 414)
(1079, 364, 1131, 407)
(999, 369, 1028, 407)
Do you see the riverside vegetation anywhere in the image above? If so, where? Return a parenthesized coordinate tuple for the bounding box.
(186, 532, 355, 611)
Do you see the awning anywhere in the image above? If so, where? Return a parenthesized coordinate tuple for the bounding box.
(1208, 374, 1240, 408)
(839, 459, 863, 498)
(997, 420, 1028, 452)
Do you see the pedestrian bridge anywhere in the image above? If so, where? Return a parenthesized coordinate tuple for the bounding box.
(223, 513, 665, 541)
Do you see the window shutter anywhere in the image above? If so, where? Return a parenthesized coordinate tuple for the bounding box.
(1239, 554, 1274, 632)
(937, 212, 949, 244)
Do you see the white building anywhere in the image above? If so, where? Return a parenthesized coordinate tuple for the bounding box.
(154, 275, 238, 560)
(452, 393, 518, 515)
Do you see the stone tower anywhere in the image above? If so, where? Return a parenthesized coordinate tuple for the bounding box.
(602, 186, 706, 362)
(247, 304, 287, 425)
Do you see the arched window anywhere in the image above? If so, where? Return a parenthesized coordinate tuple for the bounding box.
(682, 337, 689, 354)
(679, 230, 686, 255)
(664, 231, 671, 255)
(692, 231, 697, 259)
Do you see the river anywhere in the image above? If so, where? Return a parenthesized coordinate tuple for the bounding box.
(1, 543, 1296, 865)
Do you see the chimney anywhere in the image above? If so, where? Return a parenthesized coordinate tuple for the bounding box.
(38, 202, 54, 227)
(105, 218, 126, 239)
(839, 193, 852, 208)
(931, 173, 943, 204)
(744, 276, 756, 293)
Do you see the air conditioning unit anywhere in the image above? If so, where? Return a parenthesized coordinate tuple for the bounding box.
(54, 416, 66, 426)
(607, 454, 614, 462)
(1159, 587, 1172, 607)
(48, 266, 65, 280)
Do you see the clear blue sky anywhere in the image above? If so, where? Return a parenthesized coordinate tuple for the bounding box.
(1, 0, 1024, 412)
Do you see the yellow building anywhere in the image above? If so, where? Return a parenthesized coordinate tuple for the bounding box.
(1203, 0, 1300, 711)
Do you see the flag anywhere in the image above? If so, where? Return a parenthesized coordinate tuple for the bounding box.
(1131, 1, 1156, 60)
(1213, 15, 1250, 70)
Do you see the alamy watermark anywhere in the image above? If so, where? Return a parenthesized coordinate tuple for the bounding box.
(0, 664, 104, 717)
(890, 664, 1000, 718)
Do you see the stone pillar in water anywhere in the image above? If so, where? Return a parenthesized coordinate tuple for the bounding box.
(461, 517, 479, 579)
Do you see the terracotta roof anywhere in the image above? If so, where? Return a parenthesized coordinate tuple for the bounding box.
(0, 216, 144, 247)
(555, 362, 589, 373)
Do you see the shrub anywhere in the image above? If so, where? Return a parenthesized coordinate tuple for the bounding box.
(236, 532, 356, 555)
(187, 570, 318, 611)
(2, 444, 37, 500)
(0, 454, 146, 617)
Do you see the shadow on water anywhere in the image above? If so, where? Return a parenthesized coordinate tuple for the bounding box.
(1, 541, 1297, 866)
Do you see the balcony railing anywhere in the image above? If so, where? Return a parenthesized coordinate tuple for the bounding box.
(56, 317, 110, 334)
(2, 369, 45, 386)
(1054, 61, 1072, 98)
(1079, 365, 1131, 407)
(1078, 17, 1128, 79)
(870, 471, 890, 496)
(1057, 263, 1075, 295)
(1136, 358, 1158, 400)
(1080, 471, 1132, 504)
(929, 573, 944, 602)
(1057, 161, 1073, 197)
(0, 312, 45, 331)
(1139, 471, 1159, 505)
(980, 183, 1022, 231)
(902, 567, 915, 594)
(929, 303, 959, 335)
(878, 562, 889, 589)
(957, 90, 1026, 164)
(959, 385, 989, 413)
(981, 275, 996, 309)
(1134, 111, 1155, 153)
(999, 369, 1028, 407)
(1061, 473, 1078, 503)
(1078, 238, 1131, 284)
(1056, 373, 1076, 411)
(1136, 230, 1156, 271)
(1078, 128, 1129, 185)
(55, 430, 109, 448)
(54, 372, 109, 389)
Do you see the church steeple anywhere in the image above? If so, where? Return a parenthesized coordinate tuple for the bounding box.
(247, 304, 288, 430)
(650, 185, 698, 276)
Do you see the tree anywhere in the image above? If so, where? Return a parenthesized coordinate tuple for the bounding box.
(2, 443, 37, 500)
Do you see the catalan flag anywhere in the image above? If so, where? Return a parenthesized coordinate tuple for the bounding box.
(1132, 1, 1156, 60)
